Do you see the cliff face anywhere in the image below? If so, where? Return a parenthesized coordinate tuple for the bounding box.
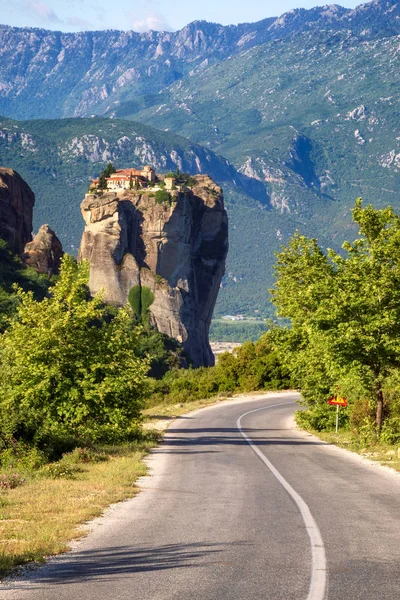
(79, 175, 228, 367)
(23, 224, 64, 276)
(0, 167, 35, 254)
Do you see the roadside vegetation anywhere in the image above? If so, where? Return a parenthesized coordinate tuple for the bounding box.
(148, 335, 290, 409)
(271, 199, 400, 449)
(0, 437, 158, 577)
(0, 253, 175, 575)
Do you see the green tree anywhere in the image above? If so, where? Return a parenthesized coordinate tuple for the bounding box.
(155, 189, 170, 204)
(97, 163, 116, 190)
(103, 162, 116, 177)
(0, 238, 51, 332)
(271, 199, 400, 434)
(98, 173, 107, 190)
(0, 256, 150, 448)
(128, 284, 155, 326)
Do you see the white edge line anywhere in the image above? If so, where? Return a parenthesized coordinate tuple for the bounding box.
(237, 402, 327, 600)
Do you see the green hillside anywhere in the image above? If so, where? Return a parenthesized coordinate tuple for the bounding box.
(0, 1, 399, 319)
(0, 116, 278, 317)
(131, 29, 400, 219)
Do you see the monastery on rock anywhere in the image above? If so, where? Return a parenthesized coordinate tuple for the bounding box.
(91, 165, 156, 191)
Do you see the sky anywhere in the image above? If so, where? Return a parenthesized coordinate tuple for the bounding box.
(2, 0, 363, 33)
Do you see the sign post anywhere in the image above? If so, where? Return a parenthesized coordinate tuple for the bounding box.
(328, 396, 348, 432)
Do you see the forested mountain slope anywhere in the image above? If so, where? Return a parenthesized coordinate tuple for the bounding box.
(0, 0, 398, 120)
(0, 0, 399, 317)
(0, 116, 277, 316)
(133, 24, 400, 238)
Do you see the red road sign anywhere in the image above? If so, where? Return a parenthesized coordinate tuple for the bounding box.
(328, 396, 348, 407)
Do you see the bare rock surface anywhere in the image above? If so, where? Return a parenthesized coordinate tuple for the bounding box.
(23, 224, 64, 276)
(0, 167, 35, 254)
(79, 175, 228, 367)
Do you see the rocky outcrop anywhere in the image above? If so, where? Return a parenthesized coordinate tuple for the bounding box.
(1, 2, 399, 120)
(23, 224, 64, 276)
(79, 175, 228, 367)
(0, 167, 35, 254)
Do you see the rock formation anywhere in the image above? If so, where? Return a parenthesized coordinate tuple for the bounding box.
(79, 175, 228, 367)
(23, 224, 64, 276)
(0, 167, 35, 254)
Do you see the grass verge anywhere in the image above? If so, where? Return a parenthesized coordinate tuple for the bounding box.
(143, 393, 233, 426)
(0, 437, 159, 578)
(298, 428, 400, 473)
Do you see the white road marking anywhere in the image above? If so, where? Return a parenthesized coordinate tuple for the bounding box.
(237, 402, 327, 600)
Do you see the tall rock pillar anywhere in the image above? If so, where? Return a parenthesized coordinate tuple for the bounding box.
(79, 175, 228, 367)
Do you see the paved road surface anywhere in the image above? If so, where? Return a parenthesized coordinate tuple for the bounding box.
(1, 392, 400, 599)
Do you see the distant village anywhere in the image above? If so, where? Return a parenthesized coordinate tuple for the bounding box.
(221, 314, 244, 321)
(90, 165, 180, 193)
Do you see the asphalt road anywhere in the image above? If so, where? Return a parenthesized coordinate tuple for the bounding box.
(1, 392, 400, 600)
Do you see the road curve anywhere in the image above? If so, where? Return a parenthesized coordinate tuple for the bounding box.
(1, 392, 400, 600)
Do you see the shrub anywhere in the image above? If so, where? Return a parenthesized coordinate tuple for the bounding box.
(63, 447, 108, 464)
(380, 418, 400, 445)
(0, 256, 150, 448)
(0, 473, 25, 489)
(154, 190, 170, 205)
(176, 173, 197, 187)
(41, 462, 77, 480)
(295, 404, 349, 432)
(0, 441, 46, 471)
(128, 284, 155, 326)
(128, 285, 141, 319)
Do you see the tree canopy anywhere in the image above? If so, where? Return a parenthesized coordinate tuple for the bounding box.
(271, 199, 400, 435)
(0, 256, 150, 449)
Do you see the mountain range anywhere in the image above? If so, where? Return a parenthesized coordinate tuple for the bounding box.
(0, 0, 399, 317)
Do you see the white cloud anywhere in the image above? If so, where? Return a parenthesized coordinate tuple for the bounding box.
(23, 0, 62, 23)
(17, 0, 93, 29)
(130, 12, 172, 32)
(66, 15, 91, 27)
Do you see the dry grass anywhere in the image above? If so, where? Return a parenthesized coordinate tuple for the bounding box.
(0, 441, 156, 577)
(143, 394, 233, 425)
(0, 395, 233, 578)
(0, 391, 286, 578)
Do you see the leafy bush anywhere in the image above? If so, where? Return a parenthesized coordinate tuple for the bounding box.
(175, 172, 197, 187)
(128, 285, 141, 318)
(380, 418, 400, 445)
(62, 447, 109, 464)
(147, 331, 290, 406)
(0, 440, 46, 471)
(0, 238, 52, 332)
(0, 256, 151, 449)
(128, 284, 155, 326)
(295, 405, 349, 432)
(0, 473, 25, 489)
(135, 329, 186, 379)
(41, 462, 77, 480)
(154, 190, 170, 205)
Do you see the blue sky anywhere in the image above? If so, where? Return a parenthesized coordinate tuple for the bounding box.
(1, 0, 363, 32)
